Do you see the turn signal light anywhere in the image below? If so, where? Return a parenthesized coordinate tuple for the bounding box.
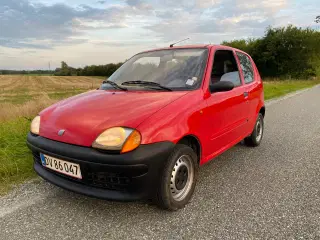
(121, 130, 141, 153)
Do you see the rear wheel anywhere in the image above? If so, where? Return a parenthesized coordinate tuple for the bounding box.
(244, 113, 264, 147)
(154, 144, 198, 211)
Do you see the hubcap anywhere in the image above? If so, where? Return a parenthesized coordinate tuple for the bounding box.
(170, 155, 194, 201)
(255, 117, 263, 142)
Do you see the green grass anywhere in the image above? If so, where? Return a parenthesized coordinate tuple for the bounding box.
(0, 119, 36, 194)
(264, 80, 320, 100)
(0, 90, 88, 104)
(0, 79, 319, 195)
(0, 94, 33, 104)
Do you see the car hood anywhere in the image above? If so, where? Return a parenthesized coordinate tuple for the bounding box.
(39, 90, 187, 146)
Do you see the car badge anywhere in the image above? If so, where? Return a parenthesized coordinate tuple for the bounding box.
(58, 129, 65, 136)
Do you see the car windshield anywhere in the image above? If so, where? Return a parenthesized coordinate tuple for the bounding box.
(102, 48, 208, 91)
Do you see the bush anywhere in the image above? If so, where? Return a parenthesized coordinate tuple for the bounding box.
(222, 25, 320, 79)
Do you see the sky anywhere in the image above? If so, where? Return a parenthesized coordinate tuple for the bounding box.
(0, 0, 319, 70)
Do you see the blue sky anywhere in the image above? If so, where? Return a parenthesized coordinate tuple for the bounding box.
(0, 0, 319, 70)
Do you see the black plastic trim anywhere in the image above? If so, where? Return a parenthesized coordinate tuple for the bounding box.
(34, 161, 144, 201)
(27, 132, 175, 201)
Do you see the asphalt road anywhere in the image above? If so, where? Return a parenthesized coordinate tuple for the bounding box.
(1, 86, 320, 240)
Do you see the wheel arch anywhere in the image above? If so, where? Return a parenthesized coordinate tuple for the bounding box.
(177, 134, 202, 164)
(259, 106, 266, 117)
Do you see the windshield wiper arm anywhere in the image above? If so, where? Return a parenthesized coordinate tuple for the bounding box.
(121, 81, 172, 91)
(103, 80, 127, 91)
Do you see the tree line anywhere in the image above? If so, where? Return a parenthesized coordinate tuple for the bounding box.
(222, 25, 320, 79)
(54, 61, 123, 77)
(0, 70, 55, 75)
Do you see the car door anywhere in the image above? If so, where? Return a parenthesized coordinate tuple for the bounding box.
(204, 49, 248, 159)
(235, 51, 260, 133)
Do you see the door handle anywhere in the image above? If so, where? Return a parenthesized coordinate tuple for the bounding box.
(244, 92, 249, 98)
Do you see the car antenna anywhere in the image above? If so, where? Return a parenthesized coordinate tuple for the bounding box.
(170, 38, 190, 48)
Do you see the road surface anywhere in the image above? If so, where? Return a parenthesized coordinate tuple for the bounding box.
(1, 86, 320, 239)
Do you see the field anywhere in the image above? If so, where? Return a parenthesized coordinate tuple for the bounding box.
(0, 75, 103, 104)
(0, 75, 103, 193)
(0, 75, 319, 194)
(0, 75, 103, 121)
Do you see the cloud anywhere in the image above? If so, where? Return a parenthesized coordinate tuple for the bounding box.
(22, 50, 37, 54)
(93, 39, 158, 47)
(196, 0, 221, 8)
(0, 0, 134, 49)
(145, 0, 289, 42)
(0, 38, 53, 49)
(126, 0, 153, 10)
(0, 0, 158, 49)
(1, 0, 317, 70)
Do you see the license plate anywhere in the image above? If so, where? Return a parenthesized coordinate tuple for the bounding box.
(40, 153, 82, 179)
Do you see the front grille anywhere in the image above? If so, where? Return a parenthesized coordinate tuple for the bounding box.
(87, 172, 131, 190)
(32, 151, 133, 191)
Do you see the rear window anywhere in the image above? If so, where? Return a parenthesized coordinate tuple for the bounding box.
(236, 52, 254, 84)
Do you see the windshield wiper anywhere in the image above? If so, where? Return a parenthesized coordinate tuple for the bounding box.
(103, 80, 127, 91)
(121, 81, 172, 91)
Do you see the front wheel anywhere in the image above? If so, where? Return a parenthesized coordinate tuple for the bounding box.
(154, 144, 198, 211)
(244, 113, 264, 147)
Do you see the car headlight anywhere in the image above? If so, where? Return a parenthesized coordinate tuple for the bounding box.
(92, 127, 141, 153)
(30, 116, 41, 135)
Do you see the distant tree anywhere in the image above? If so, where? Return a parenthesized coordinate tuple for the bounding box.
(51, 62, 123, 77)
(61, 61, 68, 69)
(61, 61, 71, 76)
(316, 16, 320, 23)
(0, 69, 54, 75)
(54, 61, 72, 76)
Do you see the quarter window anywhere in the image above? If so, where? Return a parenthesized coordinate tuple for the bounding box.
(236, 52, 254, 84)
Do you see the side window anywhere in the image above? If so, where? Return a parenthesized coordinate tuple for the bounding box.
(236, 52, 254, 84)
(210, 50, 241, 87)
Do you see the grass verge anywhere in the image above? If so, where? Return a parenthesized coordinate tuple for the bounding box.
(0, 79, 319, 195)
(0, 119, 35, 194)
(263, 79, 320, 100)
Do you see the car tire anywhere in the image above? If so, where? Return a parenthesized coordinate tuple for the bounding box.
(244, 113, 264, 147)
(154, 144, 198, 211)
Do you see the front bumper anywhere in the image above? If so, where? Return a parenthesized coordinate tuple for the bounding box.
(27, 133, 175, 201)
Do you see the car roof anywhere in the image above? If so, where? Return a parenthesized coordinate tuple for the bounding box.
(141, 44, 246, 54)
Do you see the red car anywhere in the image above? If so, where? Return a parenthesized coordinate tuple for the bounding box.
(27, 45, 265, 210)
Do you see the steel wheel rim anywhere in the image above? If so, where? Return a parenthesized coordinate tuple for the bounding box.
(256, 117, 263, 142)
(170, 155, 194, 201)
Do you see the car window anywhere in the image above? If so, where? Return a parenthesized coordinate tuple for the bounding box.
(107, 49, 208, 91)
(210, 50, 241, 87)
(131, 57, 160, 80)
(236, 52, 254, 84)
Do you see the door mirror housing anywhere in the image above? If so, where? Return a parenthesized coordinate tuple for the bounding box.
(209, 81, 234, 93)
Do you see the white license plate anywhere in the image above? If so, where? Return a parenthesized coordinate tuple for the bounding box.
(40, 153, 82, 179)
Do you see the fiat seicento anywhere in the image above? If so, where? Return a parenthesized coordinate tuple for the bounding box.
(27, 45, 265, 210)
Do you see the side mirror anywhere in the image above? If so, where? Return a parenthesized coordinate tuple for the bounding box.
(209, 81, 234, 93)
